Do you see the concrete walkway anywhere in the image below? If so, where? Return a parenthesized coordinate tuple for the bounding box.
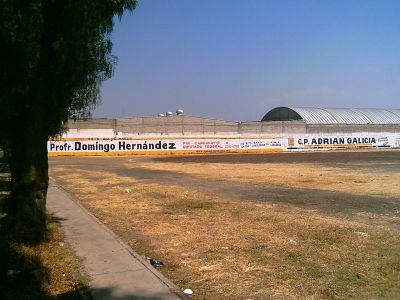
(47, 181, 182, 300)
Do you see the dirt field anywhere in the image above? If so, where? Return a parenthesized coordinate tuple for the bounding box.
(49, 150, 400, 299)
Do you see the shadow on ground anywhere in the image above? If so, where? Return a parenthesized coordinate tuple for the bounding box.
(109, 166, 399, 222)
(0, 161, 83, 300)
(90, 287, 180, 300)
(152, 150, 400, 173)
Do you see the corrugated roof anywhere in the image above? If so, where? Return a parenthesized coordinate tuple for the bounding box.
(324, 108, 371, 124)
(262, 107, 400, 124)
(351, 108, 400, 124)
(292, 108, 337, 124)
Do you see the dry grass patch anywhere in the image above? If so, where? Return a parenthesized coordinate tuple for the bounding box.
(128, 160, 400, 199)
(0, 168, 86, 300)
(6, 220, 88, 299)
(49, 153, 400, 299)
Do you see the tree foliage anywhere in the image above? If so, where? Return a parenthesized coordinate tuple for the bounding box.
(0, 0, 136, 137)
(0, 0, 136, 241)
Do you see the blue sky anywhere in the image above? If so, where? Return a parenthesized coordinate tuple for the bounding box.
(94, 0, 400, 121)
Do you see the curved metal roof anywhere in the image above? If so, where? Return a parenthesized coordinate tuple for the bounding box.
(262, 107, 400, 124)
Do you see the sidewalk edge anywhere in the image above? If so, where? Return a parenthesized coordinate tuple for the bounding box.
(49, 179, 185, 299)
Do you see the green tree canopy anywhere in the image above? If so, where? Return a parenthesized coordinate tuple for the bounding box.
(0, 0, 136, 241)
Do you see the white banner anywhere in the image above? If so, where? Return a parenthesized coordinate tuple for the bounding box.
(287, 134, 397, 149)
(48, 134, 399, 156)
(48, 138, 285, 156)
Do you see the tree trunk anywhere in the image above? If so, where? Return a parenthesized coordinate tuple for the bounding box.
(7, 132, 48, 243)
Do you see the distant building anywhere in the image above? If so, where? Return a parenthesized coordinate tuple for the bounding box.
(262, 107, 400, 124)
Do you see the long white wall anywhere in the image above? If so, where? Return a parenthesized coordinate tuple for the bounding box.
(48, 128, 400, 156)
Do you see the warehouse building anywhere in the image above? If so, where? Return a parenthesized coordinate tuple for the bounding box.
(63, 107, 400, 137)
(262, 107, 400, 135)
(48, 107, 400, 155)
(261, 107, 400, 149)
(262, 107, 400, 124)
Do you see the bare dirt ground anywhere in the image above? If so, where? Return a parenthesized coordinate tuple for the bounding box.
(49, 150, 400, 299)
